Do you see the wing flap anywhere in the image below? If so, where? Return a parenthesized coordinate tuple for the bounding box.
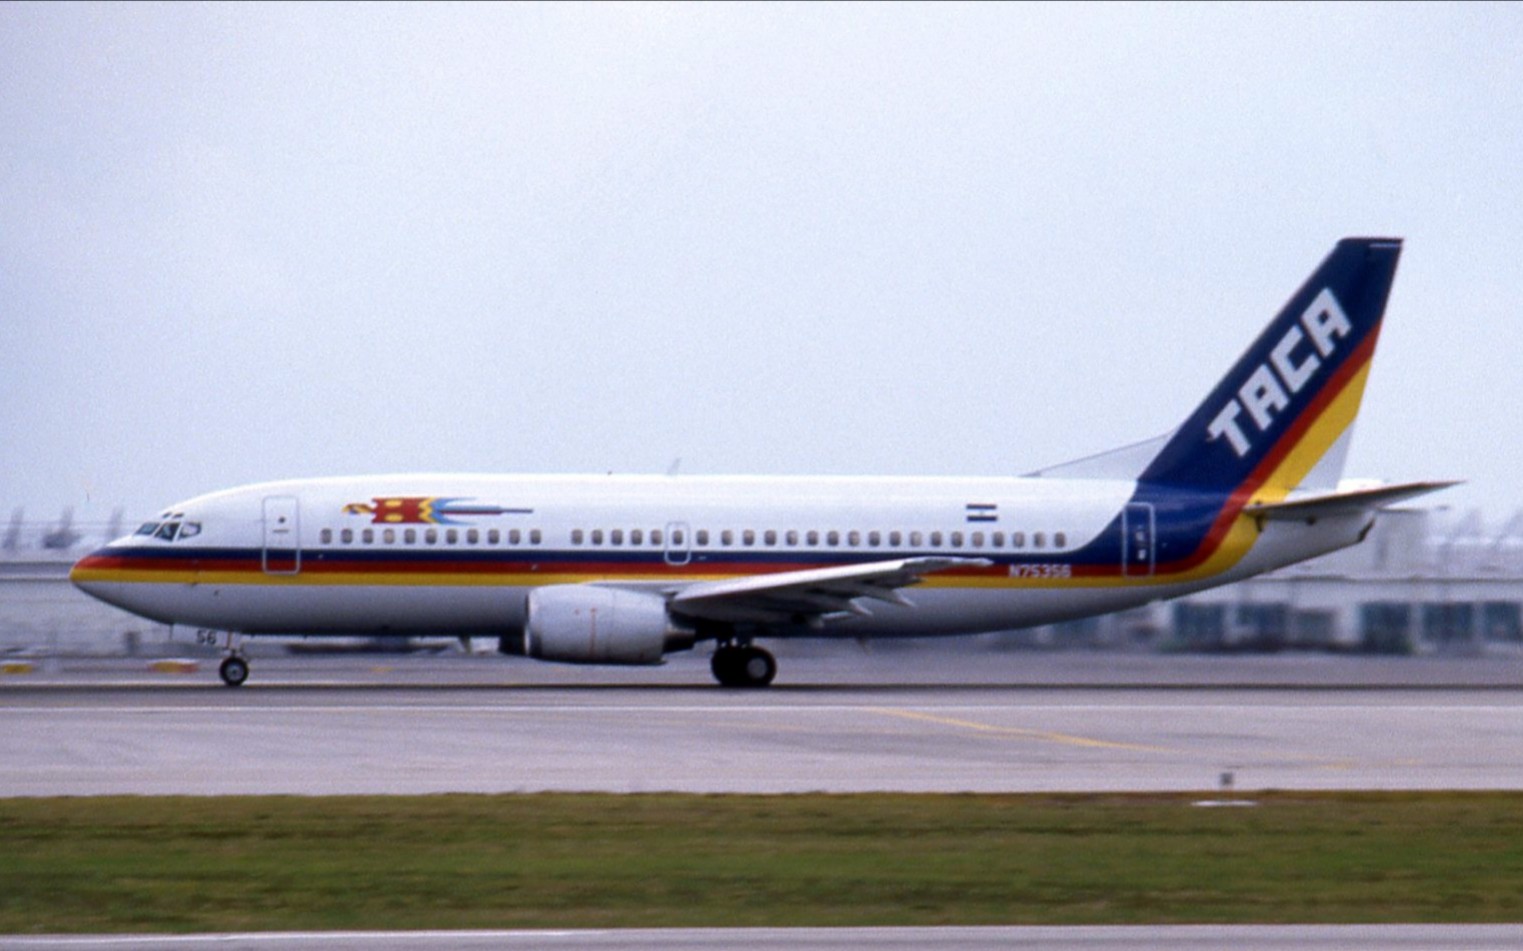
(670, 556, 991, 625)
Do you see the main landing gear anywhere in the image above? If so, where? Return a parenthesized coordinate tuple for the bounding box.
(711, 643, 777, 688)
(218, 632, 249, 687)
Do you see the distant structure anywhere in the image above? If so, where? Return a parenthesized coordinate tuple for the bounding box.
(1, 503, 1520, 657)
(1011, 507, 1523, 655)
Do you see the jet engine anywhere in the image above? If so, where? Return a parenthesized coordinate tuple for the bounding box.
(517, 585, 694, 665)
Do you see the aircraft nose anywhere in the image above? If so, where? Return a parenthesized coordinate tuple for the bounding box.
(70, 547, 113, 596)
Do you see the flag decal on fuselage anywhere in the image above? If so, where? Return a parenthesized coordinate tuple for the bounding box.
(965, 503, 998, 523)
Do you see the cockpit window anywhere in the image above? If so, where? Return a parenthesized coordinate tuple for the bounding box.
(137, 520, 202, 542)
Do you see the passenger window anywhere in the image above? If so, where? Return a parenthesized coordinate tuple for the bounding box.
(321, 528, 333, 544)
(425, 529, 438, 545)
(929, 532, 942, 547)
(610, 529, 624, 546)
(827, 530, 840, 547)
(571, 529, 584, 545)
(1055, 532, 1067, 548)
(363, 529, 374, 544)
(697, 529, 709, 546)
(341, 529, 354, 544)
(868, 531, 881, 547)
(720, 529, 733, 546)
(1034, 532, 1046, 549)
(1013, 531, 1025, 548)
(467, 529, 479, 544)
(910, 531, 923, 547)
(848, 531, 861, 546)
(807, 530, 819, 546)
(971, 532, 984, 548)
(672, 529, 685, 545)
(652, 529, 663, 545)
(508, 529, 520, 545)
(591, 529, 604, 545)
(631, 529, 644, 545)
(487, 529, 499, 544)
(530, 529, 542, 544)
(384, 528, 396, 544)
(889, 531, 902, 547)
(742, 530, 755, 546)
(445, 529, 458, 545)
(763, 530, 776, 546)
(404, 528, 417, 544)
(992, 532, 1004, 548)
(950, 532, 963, 548)
(784, 530, 797, 546)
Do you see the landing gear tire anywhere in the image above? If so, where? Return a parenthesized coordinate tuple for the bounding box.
(219, 655, 249, 688)
(711, 645, 776, 688)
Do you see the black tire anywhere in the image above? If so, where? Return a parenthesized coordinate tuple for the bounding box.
(710, 647, 742, 686)
(219, 656, 249, 687)
(738, 646, 777, 687)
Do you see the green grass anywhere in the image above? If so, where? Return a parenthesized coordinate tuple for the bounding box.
(2, 791, 1522, 933)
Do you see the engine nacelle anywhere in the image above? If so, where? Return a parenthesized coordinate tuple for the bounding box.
(522, 585, 693, 665)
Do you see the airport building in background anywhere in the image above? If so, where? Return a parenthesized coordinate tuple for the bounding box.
(2, 505, 1519, 657)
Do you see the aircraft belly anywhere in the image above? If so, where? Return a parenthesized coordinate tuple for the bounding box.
(139, 583, 528, 636)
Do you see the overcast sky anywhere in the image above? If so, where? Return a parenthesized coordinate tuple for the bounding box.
(3, 2, 1521, 530)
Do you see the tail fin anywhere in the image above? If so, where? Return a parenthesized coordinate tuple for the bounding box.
(1138, 237, 1402, 497)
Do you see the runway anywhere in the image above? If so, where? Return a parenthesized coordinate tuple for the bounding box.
(4, 653, 1522, 796)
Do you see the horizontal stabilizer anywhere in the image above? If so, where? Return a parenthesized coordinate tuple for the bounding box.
(1243, 480, 1460, 522)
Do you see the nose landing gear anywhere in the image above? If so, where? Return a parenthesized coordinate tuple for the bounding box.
(218, 655, 249, 687)
(218, 632, 249, 687)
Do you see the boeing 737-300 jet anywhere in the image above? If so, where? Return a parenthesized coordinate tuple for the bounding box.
(72, 238, 1453, 687)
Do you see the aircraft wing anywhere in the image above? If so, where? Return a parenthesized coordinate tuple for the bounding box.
(1244, 480, 1461, 522)
(669, 556, 991, 626)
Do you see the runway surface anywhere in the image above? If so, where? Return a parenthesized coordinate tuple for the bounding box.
(7, 926, 1523, 951)
(4, 652, 1522, 795)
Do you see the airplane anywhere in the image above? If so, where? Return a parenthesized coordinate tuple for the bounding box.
(71, 237, 1454, 688)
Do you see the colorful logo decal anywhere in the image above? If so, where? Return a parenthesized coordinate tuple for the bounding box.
(343, 497, 532, 525)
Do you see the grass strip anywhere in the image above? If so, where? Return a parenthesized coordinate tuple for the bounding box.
(1, 791, 1522, 933)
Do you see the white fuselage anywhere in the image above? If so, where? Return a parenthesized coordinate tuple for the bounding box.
(71, 472, 1370, 641)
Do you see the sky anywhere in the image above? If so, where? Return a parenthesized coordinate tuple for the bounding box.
(3, 2, 1521, 532)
